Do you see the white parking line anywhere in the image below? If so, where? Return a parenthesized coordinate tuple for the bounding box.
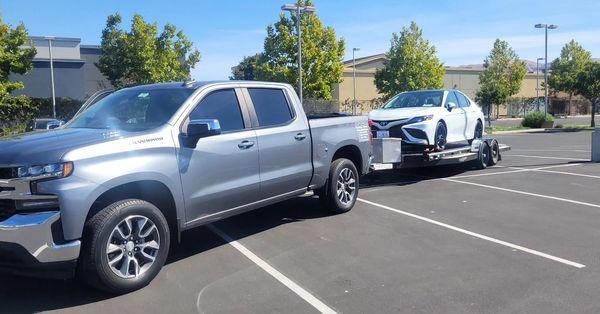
(443, 178, 600, 209)
(208, 225, 337, 314)
(444, 163, 582, 179)
(357, 198, 586, 269)
(515, 149, 591, 153)
(504, 154, 589, 161)
(505, 165, 600, 180)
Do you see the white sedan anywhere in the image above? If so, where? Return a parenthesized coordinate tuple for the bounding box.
(369, 89, 485, 151)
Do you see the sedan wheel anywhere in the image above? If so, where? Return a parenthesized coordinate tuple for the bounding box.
(434, 122, 447, 151)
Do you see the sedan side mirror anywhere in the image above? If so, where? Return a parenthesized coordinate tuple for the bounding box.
(447, 102, 457, 111)
(181, 119, 221, 148)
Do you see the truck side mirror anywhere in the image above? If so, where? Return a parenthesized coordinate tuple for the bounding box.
(181, 119, 221, 148)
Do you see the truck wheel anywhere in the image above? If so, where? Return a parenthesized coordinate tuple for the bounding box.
(79, 199, 170, 294)
(320, 158, 359, 214)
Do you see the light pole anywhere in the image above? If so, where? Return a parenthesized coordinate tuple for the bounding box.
(352, 47, 360, 115)
(281, 3, 316, 104)
(44, 36, 57, 119)
(536, 57, 544, 111)
(535, 23, 558, 118)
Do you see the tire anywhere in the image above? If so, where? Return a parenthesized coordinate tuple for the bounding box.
(488, 139, 500, 166)
(434, 122, 447, 151)
(79, 199, 170, 294)
(468, 120, 483, 145)
(473, 141, 490, 170)
(319, 158, 359, 214)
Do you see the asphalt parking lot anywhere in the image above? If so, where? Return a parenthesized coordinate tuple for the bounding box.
(1, 130, 599, 314)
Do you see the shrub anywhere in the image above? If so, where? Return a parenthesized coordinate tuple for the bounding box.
(30, 97, 83, 121)
(0, 96, 39, 130)
(521, 111, 554, 128)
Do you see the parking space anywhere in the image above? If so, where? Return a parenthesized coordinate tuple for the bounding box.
(2, 130, 600, 313)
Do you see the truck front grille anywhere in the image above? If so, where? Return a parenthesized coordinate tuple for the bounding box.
(0, 167, 18, 180)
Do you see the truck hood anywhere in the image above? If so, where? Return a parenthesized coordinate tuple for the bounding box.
(369, 107, 441, 121)
(0, 128, 125, 166)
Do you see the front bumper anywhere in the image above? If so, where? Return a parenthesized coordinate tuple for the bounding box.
(0, 175, 81, 277)
(0, 211, 80, 263)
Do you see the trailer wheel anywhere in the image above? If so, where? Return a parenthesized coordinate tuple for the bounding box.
(488, 140, 500, 166)
(473, 141, 490, 170)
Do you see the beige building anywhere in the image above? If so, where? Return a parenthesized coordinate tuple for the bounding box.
(332, 54, 544, 115)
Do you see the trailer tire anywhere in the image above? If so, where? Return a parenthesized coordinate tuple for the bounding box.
(473, 141, 490, 170)
(488, 140, 500, 166)
(319, 158, 359, 214)
(79, 199, 170, 294)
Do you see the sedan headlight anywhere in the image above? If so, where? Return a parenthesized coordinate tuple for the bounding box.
(17, 162, 74, 179)
(406, 115, 434, 124)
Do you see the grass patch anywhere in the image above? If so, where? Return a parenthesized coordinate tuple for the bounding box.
(559, 124, 594, 130)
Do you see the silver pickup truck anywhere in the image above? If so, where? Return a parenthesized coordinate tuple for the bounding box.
(0, 81, 372, 293)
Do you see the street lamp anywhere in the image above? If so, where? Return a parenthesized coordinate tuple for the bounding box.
(281, 3, 316, 104)
(536, 57, 544, 110)
(534, 23, 558, 117)
(44, 36, 57, 119)
(352, 48, 360, 115)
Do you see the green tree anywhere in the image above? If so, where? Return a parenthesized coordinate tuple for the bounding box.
(476, 39, 526, 121)
(230, 53, 263, 80)
(0, 16, 37, 131)
(0, 16, 36, 98)
(255, 0, 345, 100)
(548, 40, 592, 114)
(574, 62, 600, 127)
(98, 13, 201, 89)
(374, 22, 445, 100)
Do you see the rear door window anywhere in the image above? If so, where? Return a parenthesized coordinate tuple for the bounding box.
(455, 92, 471, 108)
(248, 88, 293, 127)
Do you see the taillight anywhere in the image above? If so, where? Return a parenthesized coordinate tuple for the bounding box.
(368, 119, 374, 144)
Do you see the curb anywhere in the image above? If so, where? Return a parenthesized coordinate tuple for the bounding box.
(489, 128, 544, 135)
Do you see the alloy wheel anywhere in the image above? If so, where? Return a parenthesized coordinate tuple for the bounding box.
(106, 215, 160, 279)
(336, 167, 356, 205)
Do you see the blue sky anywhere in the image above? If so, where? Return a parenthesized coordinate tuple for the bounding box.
(2, 0, 599, 80)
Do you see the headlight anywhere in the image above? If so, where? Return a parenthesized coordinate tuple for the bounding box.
(17, 162, 74, 179)
(406, 115, 434, 124)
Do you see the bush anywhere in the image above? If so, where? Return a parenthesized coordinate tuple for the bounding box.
(30, 97, 83, 121)
(0, 96, 39, 130)
(521, 111, 554, 128)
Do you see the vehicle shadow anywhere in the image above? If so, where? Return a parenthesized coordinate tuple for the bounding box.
(0, 196, 336, 314)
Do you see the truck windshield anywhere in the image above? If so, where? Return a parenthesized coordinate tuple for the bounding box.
(67, 88, 194, 131)
(382, 91, 444, 109)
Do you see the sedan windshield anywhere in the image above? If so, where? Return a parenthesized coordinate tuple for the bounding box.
(67, 88, 194, 131)
(382, 91, 444, 109)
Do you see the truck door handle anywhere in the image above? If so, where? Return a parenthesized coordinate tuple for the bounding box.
(294, 133, 306, 141)
(238, 140, 255, 149)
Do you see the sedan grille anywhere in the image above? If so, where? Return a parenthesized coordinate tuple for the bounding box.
(0, 167, 18, 180)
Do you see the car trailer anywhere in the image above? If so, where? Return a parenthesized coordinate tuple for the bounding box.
(371, 138, 511, 171)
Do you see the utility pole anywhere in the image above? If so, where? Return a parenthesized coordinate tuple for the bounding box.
(281, 3, 316, 104)
(45, 36, 57, 119)
(536, 57, 544, 111)
(352, 48, 360, 115)
(535, 23, 558, 117)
